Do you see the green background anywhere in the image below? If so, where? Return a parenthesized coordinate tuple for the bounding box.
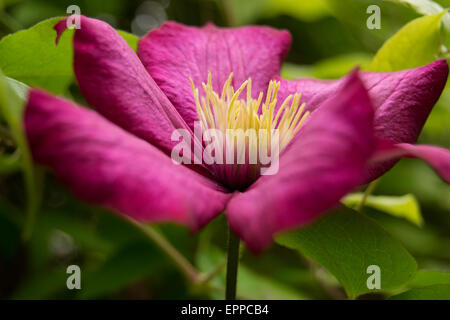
(0, 0, 449, 300)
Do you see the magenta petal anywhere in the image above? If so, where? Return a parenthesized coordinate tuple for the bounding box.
(25, 89, 230, 230)
(372, 140, 450, 183)
(276, 60, 448, 144)
(138, 21, 292, 128)
(54, 16, 192, 155)
(226, 71, 375, 252)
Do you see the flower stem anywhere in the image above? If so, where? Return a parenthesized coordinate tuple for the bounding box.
(126, 217, 200, 284)
(355, 178, 380, 212)
(225, 227, 240, 300)
(21, 164, 42, 242)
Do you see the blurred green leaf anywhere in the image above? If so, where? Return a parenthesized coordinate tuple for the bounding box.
(78, 242, 165, 299)
(0, 17, 74, 94)
(342, 193, 424, 226)
(117, 30, 138, 52)
(12, 268, 68, 299)
(276, 206, 417, 299)
(28, 212, 112, 270)
(384, 0, 450, 33)
(368, 12, 445, 71)
(374, 213, 450, 260)
(228, 0, 330, 25)
(409, 271, 450, 287)
(227, 0, 266, 26)
(377, 161, 450, 213)
(312, 53, 373, 78)
(4, 76, 27, 100)
(0, 75, 26, 124)
(38, 211, 113, 254)
(237, 262, 309, 300)
(385, 0, 444, 14)
(281, 63, 314, 80)
(281, 53, 372, 80)
(265, 0, 330, 22)
(0, 201, 20, 260)
(389, 284, 450, 299)
(421, 84, 450, 147)
(324, 0, 419, 51)
(0, 72, 27, 120)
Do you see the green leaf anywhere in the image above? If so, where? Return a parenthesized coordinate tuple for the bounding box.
(228, 0, 330, 25)
(389, 284, 450, 299)
(237, 263, 309, 299)
(0, 200, 21, 260)
(11, 268, 68, 299)
(281, 53, 373, 80)
(385, 0, 444, 14)
(0, 18, 139, 95)
(0, 17, 74, 94)
(324, 0, 418, 51)
(78, 242, 165, 299)
(0, 73, 28, 121)
(368, 12, 445, 71)
(265, 0, 331, 22)
(4, 76, 28, 100)
(276, 206, 417, 299)
(311, 53, 373, 79)
(409, 271, 450, 287)
(35, 210, 113, 256)
(117, 30, 139, 52)
(422, 83, 450, 145)
(384, 0, 450, 32)
(342, 193, 424, 226)
(281, 63, 314, 80)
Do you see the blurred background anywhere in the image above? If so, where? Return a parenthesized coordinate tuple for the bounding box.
(0, 0, 449, 299)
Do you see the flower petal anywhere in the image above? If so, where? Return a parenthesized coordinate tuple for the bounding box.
(25, 89, 230, 230)
(54, 16, 192, 155)
(226, 71, 375, 252)
(276, 60, 448, 144)
(138, 21, 292, 128)
(371, 139, 450, 183)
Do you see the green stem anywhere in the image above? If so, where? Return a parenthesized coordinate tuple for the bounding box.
(20, 142, 42, 242)
(126, 217, 200, 284)
(355, 178, 380, 212)
(225, 227, 240, 300)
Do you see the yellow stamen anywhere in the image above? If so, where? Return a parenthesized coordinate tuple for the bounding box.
(191, 72, 308, 153)
(190, 72, 308, 189)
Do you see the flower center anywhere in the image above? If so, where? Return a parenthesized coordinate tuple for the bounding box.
(190, 72, 308, 190)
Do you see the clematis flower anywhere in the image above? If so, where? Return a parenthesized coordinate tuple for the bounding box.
(25, 16, 450, 252)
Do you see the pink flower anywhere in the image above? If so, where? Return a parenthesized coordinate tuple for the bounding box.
(25, 16, 450, 252)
